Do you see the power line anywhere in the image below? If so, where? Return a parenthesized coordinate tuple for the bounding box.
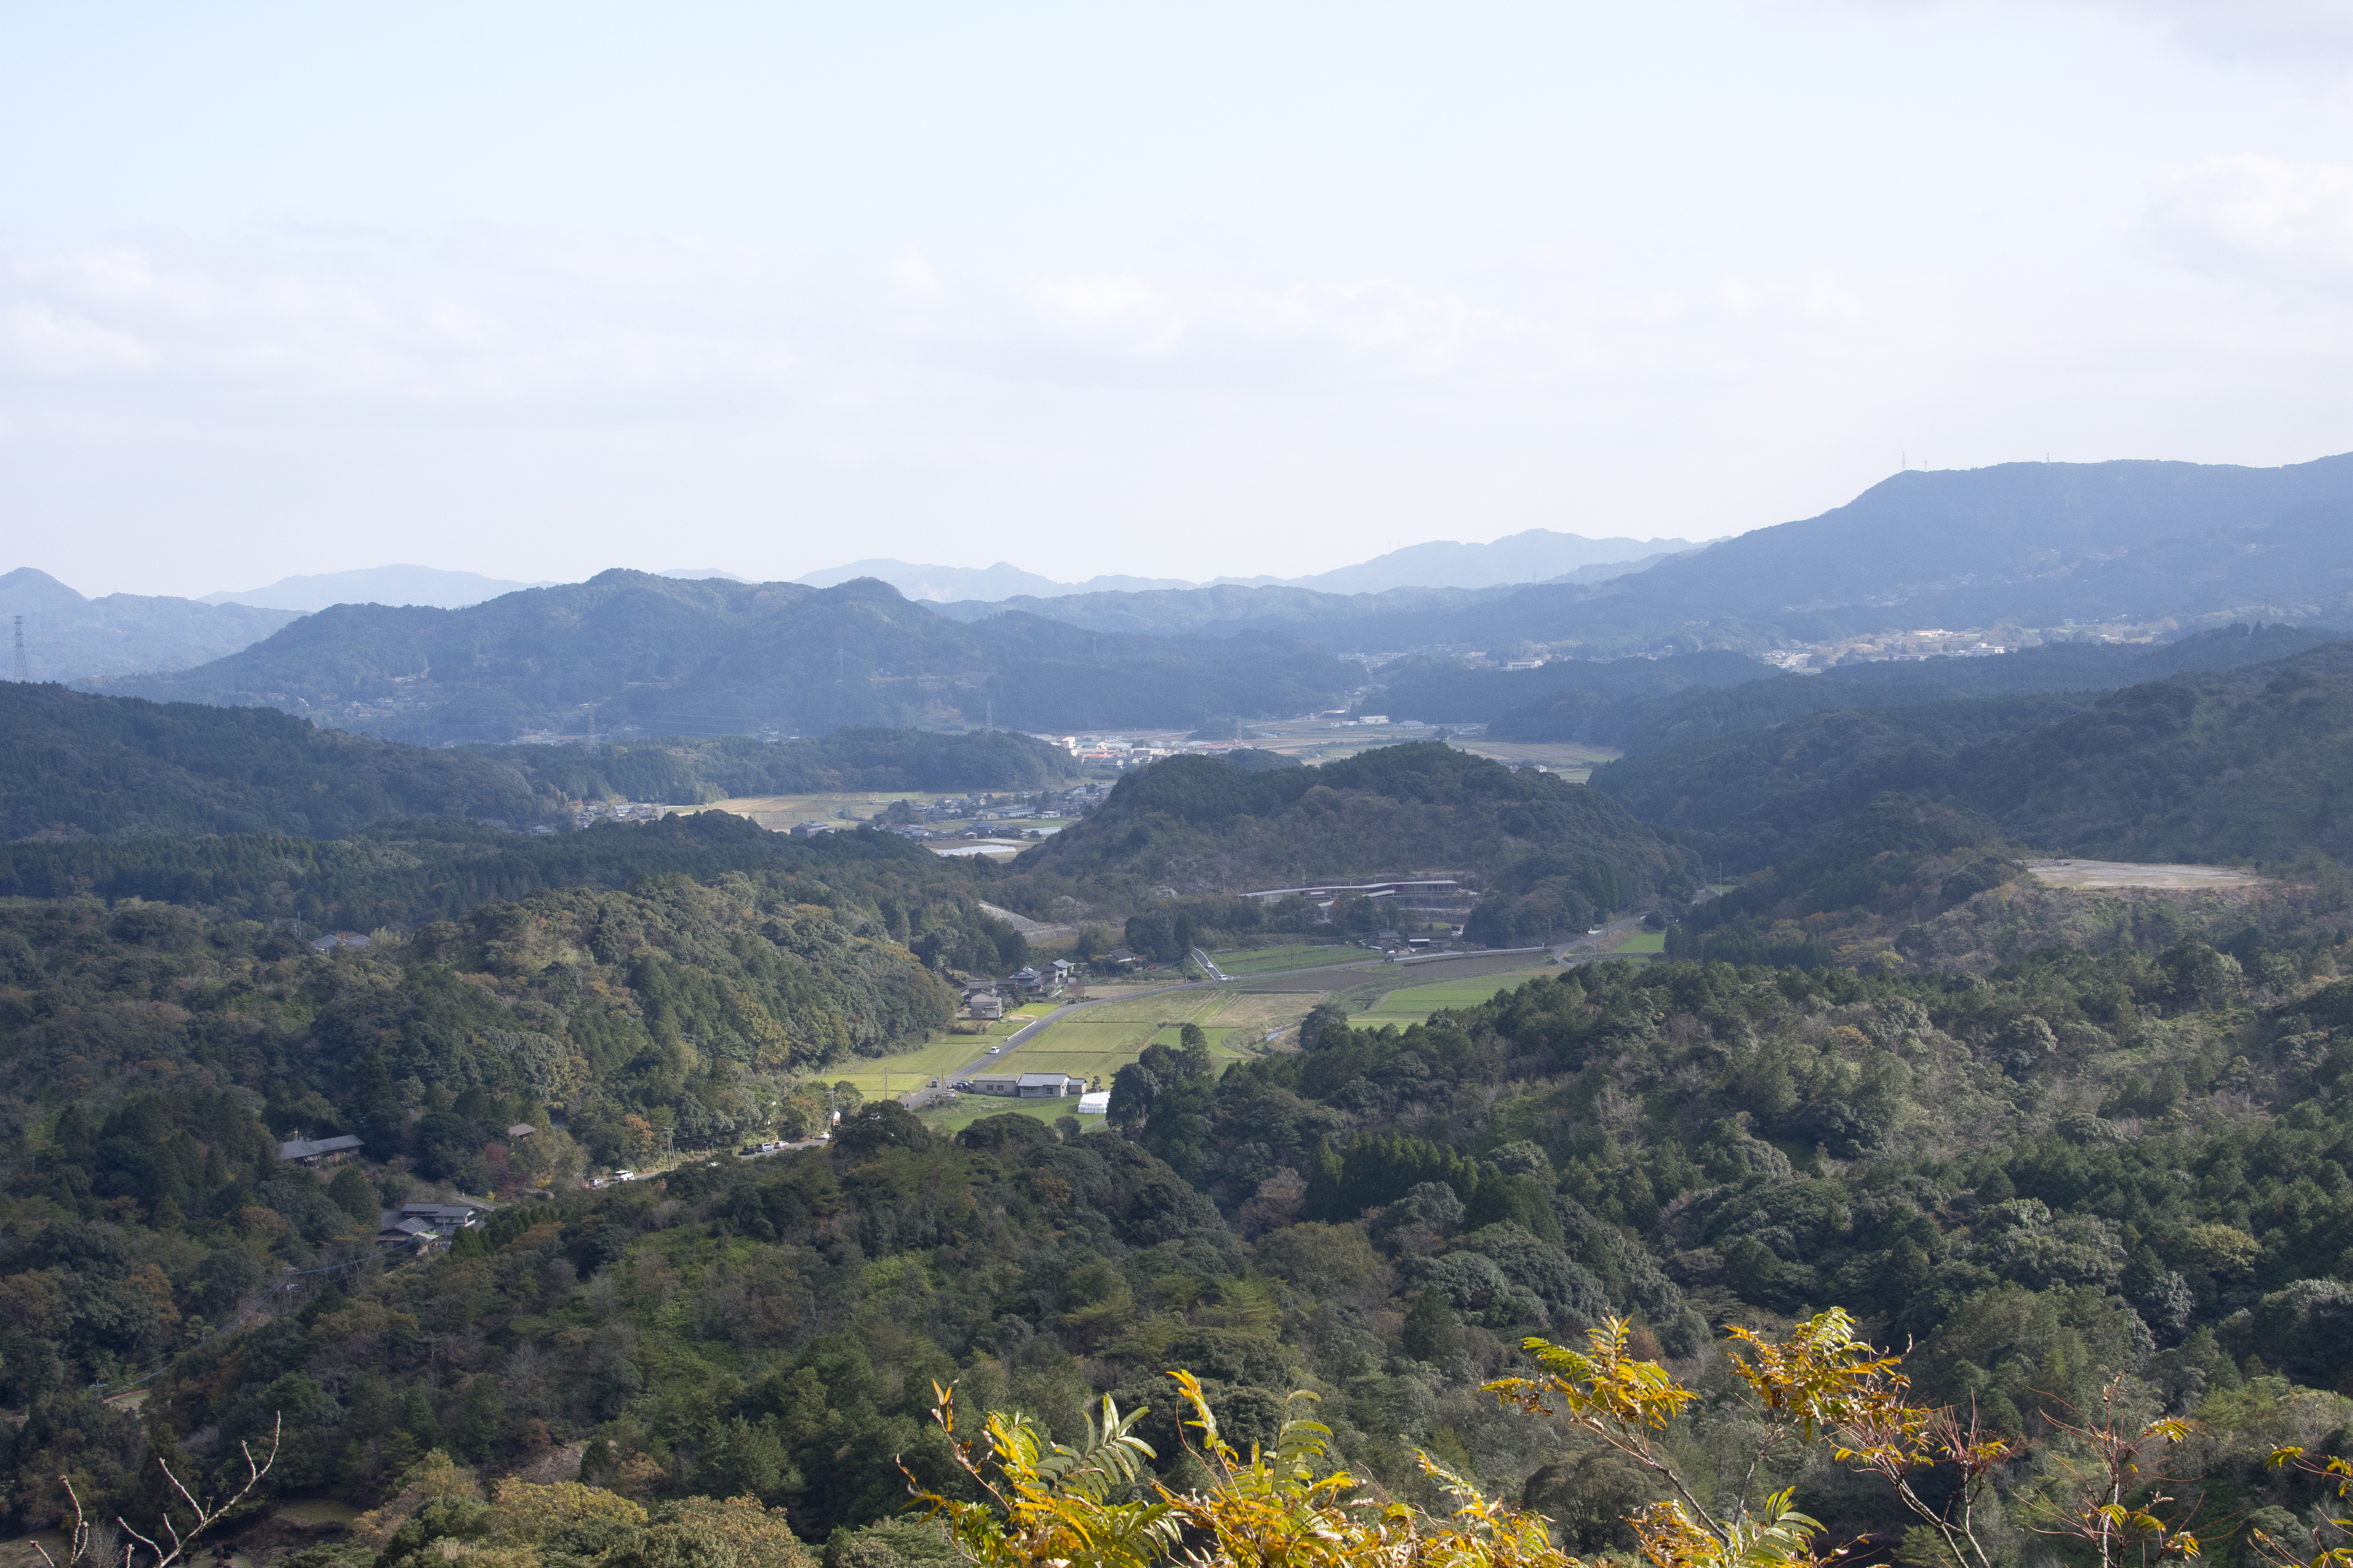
(11, 615, 25, 682)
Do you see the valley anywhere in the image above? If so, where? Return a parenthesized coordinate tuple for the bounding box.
(8, 465, 2353, 1568)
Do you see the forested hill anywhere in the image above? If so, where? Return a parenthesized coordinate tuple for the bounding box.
(1006, 743, 1692, 938)
(1, 682, 571, 839)
(0, 685, 1075, 842)
(1595, 640, 2353, 869)
(0, 808, 1001, 935)
(94, 571, 1352, 743)
(12, 913, 2353, 1560)
(906, 457, 2353, 658)
(1364, 649, 1775, 726)
(1479, 621, 2330, 752)
(1612, 452, 2353, 630)
(478, 727, 1076, 800)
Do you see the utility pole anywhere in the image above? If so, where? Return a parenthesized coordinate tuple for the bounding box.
(10, 616, 25, 683)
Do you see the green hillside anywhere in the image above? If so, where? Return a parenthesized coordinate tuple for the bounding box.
(9, 904, 2353, 1559)
(95, 572, 1352, 743)
(0, 686, 1076, 842)
(1597, 642, 2353, 870)
(1004, 743, 1694, 943)
(1661, 795, 2024, 969)
(0, 682, 570, 839)
(1591, 692, 2097, 866)
(1486, 622, 2331, 752)
(0, 808, 1032, 945)
(1365, 649, 1772, 725)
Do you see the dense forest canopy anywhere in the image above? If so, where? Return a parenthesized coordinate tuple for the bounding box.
(1, 686, 1078, 843)
(11, 916, 2353, 1565)
(1468, 623, 2329, 752)
(997, 745, 1693, 943)
(1592, 641, 2353, 872)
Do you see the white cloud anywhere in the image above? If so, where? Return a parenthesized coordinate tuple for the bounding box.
(0, 302, 154, 373)
(1809, 0, 2353, 66)
(2118, 0, 2353, 66)
(2148, 156, 2353, 295)
(4, 213, 2352, 593)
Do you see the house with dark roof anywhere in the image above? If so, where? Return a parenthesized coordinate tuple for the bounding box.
(378, 1213, 442, 1250)
(394, 1201, 488, 1236)
(278, 1133, 365, 1167)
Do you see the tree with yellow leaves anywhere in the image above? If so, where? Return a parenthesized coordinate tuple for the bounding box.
(905, 1309, 2218, 1568)
(909, 1370, 1579, 1568)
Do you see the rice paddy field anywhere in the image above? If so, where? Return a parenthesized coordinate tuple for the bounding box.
(1354, 965, 1557, 1025)
(1210, 944, 1374, 976)
(1006, 990, 1254, 1089)
(909, 989, 1319, 1130)
(826, 1003, 1056, 1099)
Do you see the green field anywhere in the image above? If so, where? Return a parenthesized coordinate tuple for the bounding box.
(824, 1003, 1057, 1099)
(1606, 931, 1667, 954)
(1210, 945, 1371, 976)
(956, 989, 1284, 1097)
(1358, 966, 1555, 1023)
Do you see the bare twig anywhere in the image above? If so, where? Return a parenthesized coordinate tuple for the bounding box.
(45, 1414, 280, 1568)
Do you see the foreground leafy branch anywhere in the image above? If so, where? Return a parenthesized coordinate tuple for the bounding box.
(908, 1372, 1580, 1568)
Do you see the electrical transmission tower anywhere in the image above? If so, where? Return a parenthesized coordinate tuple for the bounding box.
(11, 616, 25, 682)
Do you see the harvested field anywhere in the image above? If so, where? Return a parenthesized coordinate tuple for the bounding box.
(2026, 859, 2262, 891)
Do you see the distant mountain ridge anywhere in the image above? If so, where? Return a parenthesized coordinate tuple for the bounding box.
(923, 455, 2353, 656)
(0, 568, 305, 682)
(200, 564, 555, 612)
(801, 528, 1687, 605)
(92, 571, 1354, 744)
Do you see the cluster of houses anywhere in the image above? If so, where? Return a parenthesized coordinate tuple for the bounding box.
(574, 800, 670, 830)
(957, 950, 1154, 1019)
(276, 1127, 538, 1252)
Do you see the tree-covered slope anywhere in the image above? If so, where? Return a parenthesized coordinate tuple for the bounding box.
(1007, 743, 1693, 928)
(14, 928, 2353, 1553)
(0, 809, 999, 936)
(1487, 622, 2332, 752)
(1614, 453, 2353, 629)
(1365, 649, 1775, 726)
(1, 686, 1077, 842)
(480, 727, 1076, 802)
(1594, 642, 2353, 870)
(0, 682, 572, 840)
(96, 572, 1353, 743)
(0, 878, 956, 1172)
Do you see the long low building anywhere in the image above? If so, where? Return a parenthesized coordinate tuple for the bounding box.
(954, 1071, 1085, 1098)
(1238, 879, 1472, 903)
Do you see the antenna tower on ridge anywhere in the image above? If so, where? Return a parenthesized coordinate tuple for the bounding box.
(11, 616, 25, 682)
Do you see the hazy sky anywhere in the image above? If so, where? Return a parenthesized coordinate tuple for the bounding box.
(5, 1, 2352, 597)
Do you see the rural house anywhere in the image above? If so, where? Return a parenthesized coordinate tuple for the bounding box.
(277, 1133, 364, 1167)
